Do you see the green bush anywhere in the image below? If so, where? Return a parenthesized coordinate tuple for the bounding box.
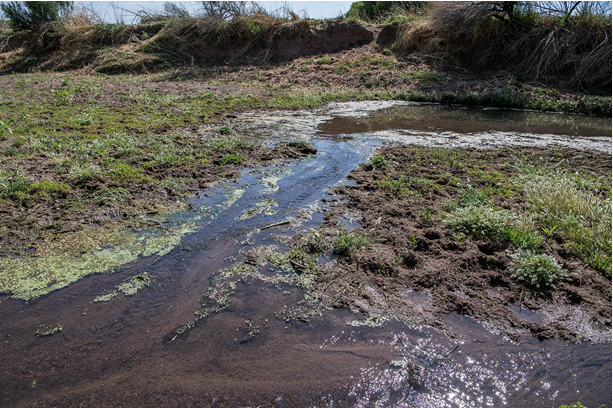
(0, 1, 72, 31)
(510, 250, 566, 289)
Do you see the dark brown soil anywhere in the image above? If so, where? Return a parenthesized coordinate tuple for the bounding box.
(299, 146, 612, 341)
(0, 142, 315, 255)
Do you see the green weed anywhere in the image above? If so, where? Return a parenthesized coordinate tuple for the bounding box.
(510, 250, 566, 289)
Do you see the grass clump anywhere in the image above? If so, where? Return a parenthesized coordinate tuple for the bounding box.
(444, 206, 515, 240)
(519, 171, 612, 277)
(0, 169, 31, 199)
(69, 164, 102, 185)
(218, 152, 244, 165)
(333, 229, 369, 257)
(504, 225, 544, 251)
(510, 250, 566, 289)
(92, 187, 130, 204)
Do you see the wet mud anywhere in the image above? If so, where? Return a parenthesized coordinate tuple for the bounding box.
(0, 102, 611, 407)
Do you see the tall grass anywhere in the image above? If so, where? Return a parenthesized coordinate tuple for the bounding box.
(394, 2, 612, 90)
(518, 169, 612, 276)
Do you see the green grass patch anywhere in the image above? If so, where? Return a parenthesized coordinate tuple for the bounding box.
(510, 250, 566, 289)
(218, 152, 244, 165)
(333, 229, 370, 256)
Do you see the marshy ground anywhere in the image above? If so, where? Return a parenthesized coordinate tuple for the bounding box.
(0, 13, 612, 406)
(1, 93, 611, 407)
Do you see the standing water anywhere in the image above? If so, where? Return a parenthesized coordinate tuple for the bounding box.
(0, 102, 610, 407)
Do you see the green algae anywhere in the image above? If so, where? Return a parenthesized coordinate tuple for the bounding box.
(0, 218, 201, 301)
(94, 272, 154, 302)
(36, 323, 63, 337)
(171, 245, 323, 340)
(237, 198, 278, 221)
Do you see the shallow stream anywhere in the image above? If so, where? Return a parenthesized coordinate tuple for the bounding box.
(1, 102, 610, 407)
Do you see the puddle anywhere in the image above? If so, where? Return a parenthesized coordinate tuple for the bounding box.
(0, 101, 610, 407)
(507, 305, 546, 325)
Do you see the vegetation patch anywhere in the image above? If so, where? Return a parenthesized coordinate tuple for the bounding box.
(294, 145, 611, 342)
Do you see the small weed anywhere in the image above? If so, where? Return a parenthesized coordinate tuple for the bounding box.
(218, 153, 244, 165)
(334, 229, 369, 257)
(218, 125, 233, 135)
(370, 155, 388, 169)
(510, 250, 566, 289)
(409, 235, 418, 250)
(420, 207, 433, 223)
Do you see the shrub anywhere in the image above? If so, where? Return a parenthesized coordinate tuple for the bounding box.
(0, 1, 72, 32)
(444, 206, 515, 240)
(510, 250, 566, 289)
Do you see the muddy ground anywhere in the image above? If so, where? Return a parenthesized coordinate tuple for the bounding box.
(0, 99, 611, 407)
(291, 146, 611, 342)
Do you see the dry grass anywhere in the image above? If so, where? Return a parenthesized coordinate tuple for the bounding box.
(394, 2, 612, 90)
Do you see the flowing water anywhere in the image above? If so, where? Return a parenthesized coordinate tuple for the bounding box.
(0, 102, 610, 407)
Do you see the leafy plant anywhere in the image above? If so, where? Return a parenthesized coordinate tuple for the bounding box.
(218, 125, 233, 135)
(444, 206, 515, 240)
(510, 250, 566, 289)
(370, 155, 388, 169)
(334, 229, 369, 256)
(218, 152, 244, 165)
(420, 207, 433, 222)
(0, 1, 72, 31)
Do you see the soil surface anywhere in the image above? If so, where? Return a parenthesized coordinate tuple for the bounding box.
(304, 146, 611, 342)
